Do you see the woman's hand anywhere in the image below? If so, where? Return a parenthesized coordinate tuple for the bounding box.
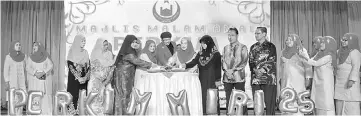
(346, 80, 355, 89)
(215, 81, 223, 87)
(181, 64, 186, 69)
(298, 49, 309, 60)
(151, 63, 158, 68)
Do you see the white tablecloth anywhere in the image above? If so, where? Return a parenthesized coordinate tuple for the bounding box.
(134, 71, 203, 115)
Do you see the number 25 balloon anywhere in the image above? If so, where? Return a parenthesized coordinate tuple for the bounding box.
(279, 88, 298, 113)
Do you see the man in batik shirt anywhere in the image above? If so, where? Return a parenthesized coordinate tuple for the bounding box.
(249, 27, 277, 115)
(222, 27, 249, 114)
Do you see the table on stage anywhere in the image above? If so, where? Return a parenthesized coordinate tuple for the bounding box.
(134, 71, 203, 115)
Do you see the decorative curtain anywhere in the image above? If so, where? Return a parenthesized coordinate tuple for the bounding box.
(270, 1, 361, 97)
(347, 1, 361, 43)
(1, 1, 65, 105)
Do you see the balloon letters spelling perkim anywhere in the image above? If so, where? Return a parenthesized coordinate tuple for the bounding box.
(8, 88, 27, 115)
(103, 85, 115, 114)
(53, 91, 73, 115)
(279, 88, 298, 113)
(26, 91, 44, 115)
(297, 91, 315, 114)
(166, 89, 191, 115)
(254, 90, 265, 115)
(206, 89, 218, 115)
(78, 89, 99, 115)
(125, 88, 152, 115)
(227, 89, 248, 115)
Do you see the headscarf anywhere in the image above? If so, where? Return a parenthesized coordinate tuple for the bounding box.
(282, 34, 301, 59)
(9, 41, 25, 62)
(337, 33, 360, 64)
(310, 36, 323, 58)
(199, 35, 217, 57)
(90, 38, 115, 67)
(314, 36, 337, 67)
(67, 34, 89, 64)
(177, 38, 195, 63)
(107, 42, 113, 53)
(115, 35, 138, 64)
(141, 40, 157, 64)
(30, 42, 49, 63)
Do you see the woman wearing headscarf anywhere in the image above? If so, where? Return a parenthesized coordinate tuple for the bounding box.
(26, 42, 53, 115)
(107, 42, 115, 59)
(310, 36, 323, 58)
(3, 41, 26, 115)
(299, 36, 337, 115)
(134, 39, 157, 89)
(112, 35, 155, 115)
(335, 33, 361, 115)
(67, 34, 91, 114)
(87, 39, 115, 115)
(181, 35, 222, 114)
(176, 37, 197, 72)
(279, 34, 312, 115)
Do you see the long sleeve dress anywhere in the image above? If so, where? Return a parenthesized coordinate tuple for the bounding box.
(67, 60, 90, 114)
(185, 51, 222, 114)
(26, 57, 53, 115)
(307, 55, 335, 115)
(280, 54, 312, 92)
(280, 53, 312, 115)
(87, 60, 115, 115)
(112, 54, 152, 115)
(3, 54, 26, 115)
(335, 50, 361, 115)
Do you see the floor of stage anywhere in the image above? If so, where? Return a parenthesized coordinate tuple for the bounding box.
(1, 108, 287, 115)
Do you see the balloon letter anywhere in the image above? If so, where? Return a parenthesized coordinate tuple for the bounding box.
(166, 90, 190, 115)
(78, 89, 98, 115)
(227, 89, 248, 115)
(26, 91, 44, 115)
(8, 88, 27, 115)
(279, 88, 298, 113)
(206, 89, 218, 115)
(125, 88, 152, 115)
(297, 91, 315, 114)
(54, 91, 73, 115)
(104, 84, 115, 114)
(254, 90, 265, 115)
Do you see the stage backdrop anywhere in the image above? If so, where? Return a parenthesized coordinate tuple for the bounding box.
(64, 0, 270, 108)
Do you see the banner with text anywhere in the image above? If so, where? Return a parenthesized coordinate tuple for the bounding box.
(64, 0, 270, 108)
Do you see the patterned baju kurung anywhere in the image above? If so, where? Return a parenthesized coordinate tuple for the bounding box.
(113, 54, 152, 115)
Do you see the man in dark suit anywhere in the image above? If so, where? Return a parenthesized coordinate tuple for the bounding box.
(156, 31, 177, 66)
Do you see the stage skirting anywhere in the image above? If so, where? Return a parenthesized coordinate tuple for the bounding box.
(135, 71, 203, 115)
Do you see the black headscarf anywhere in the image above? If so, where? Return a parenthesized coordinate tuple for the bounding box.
(199, 35, 216, 57)
(114, 35, 138, 64)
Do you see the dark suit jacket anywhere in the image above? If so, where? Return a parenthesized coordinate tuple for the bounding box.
(156, 41, 177, 66)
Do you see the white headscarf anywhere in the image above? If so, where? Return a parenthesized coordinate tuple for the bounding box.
(90, 38, 115, 67)
(67, 34, 89, 64)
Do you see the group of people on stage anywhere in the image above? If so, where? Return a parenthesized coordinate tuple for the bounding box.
(3, 26, 361, 115)
(280, 33, 361, 115)
(3, 41, 54, 115)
